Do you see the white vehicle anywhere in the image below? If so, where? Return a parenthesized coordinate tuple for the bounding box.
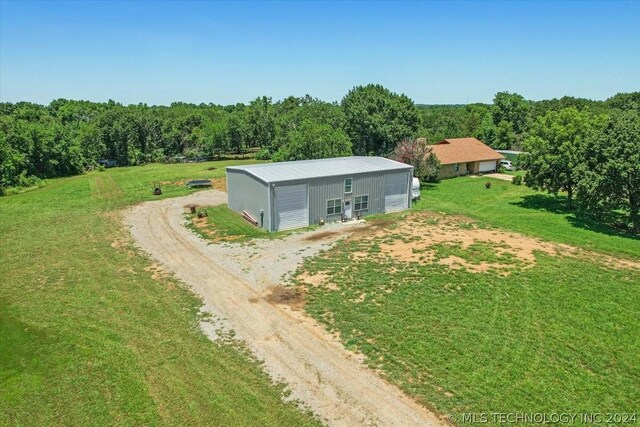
(412, 177, 421, 201)
(500, 160, 514, 171)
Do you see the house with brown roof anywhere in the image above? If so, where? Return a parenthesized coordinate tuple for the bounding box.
(429, 137, 504, 179)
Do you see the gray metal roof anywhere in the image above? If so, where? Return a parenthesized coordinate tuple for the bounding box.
(227, 156, 412, 183)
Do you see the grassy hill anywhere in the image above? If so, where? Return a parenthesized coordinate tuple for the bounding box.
(0, 161, 318, 426)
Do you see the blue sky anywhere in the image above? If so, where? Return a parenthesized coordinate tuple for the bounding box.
(1, 1, 639, 105)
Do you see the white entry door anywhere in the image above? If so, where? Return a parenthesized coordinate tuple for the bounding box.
(274, 184, 309, 230)
(343, 199, 352, 219)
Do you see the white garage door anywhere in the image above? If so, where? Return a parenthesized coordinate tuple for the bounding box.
(384, 173, 408, 212)
(479, 160, 497, 172)
(275, 184, 309, 230)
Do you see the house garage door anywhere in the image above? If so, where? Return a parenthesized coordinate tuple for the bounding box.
(479, 160, 497, 173)
(274, 184, 309, 230)
(384, 173, 408, 212)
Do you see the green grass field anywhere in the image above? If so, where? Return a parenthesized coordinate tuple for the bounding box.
(186, 204, 318, 243)
(3, 164, 639, 426)
(0, 161, 318, 426)
(296, 177, 640, 424)
(418, 177, 640, 258)
(187, 204, 271, 242)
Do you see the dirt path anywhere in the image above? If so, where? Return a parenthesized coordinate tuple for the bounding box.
(124, 190, 447, 427)
(470, 172, 514, 181)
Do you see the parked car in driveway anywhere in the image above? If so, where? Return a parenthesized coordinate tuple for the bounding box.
(500, 160, 514, 171)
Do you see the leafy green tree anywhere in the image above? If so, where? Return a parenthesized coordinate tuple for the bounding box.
(245, 96, 275, 149)
(490, 92, 529, 148)
(530, 96, 605, 119)
(494, 120, 516, 150)
(523, 107, 605, 207)
(0, 117, 27, 189)
(492, 92, 529, 134)
(206, 121, 231, 159)
(576, 110, 640, 232)
(416, 103, 491, 145)
(272, 96, 345, 156)
(476, 114, 498, 147)
(228, 111, 248, 154)
(461, 104, 490, 136)
(272, 119, 351, 162)
(341, 84, 418, 155)
(418, 105, 463, 143)
(605, 92, 640, 111)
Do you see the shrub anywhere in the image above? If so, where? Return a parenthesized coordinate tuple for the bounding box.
(97, 164, 106, 172)
(17, 172, 42, 188)
(150, 148, 166, 163)
(255, 148, 271, 160)
(485, 181, 492, 189)
(512, 175, 523, 185)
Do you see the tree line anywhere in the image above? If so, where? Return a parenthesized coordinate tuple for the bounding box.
(0, 85, 418, 190)
(522, 107, 639, 232)
(1, 86, 638, 230)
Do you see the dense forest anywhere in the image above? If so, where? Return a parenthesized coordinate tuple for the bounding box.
(1, 85, 638, 193)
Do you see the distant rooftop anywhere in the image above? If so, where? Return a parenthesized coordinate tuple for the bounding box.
(227, 156, 412, 183)
(430, 138, 504, 164)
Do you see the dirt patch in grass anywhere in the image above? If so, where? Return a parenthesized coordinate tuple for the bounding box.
(144, 262, 170, 281)
(264, 285, 306, 310)
(297, 271, 340, 290)
(344, 212, 640, 275)
(211, 177, 227, 192)
(109, 222, 137, 258)
(189, 216, 218, 238)
(437, 255, 513, 276)
(298, 271, 328, 287)
(359, 212, 557, 274)
(581, 252, 640, 271)
(349, 251, 370, 261)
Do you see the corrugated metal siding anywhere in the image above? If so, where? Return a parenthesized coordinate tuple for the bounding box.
(226, 170, 270, 229)
(274, 184, 309, 230)
(384, 172, 411, 212)
(230, 167, 412, 231)
(308, 173, 388, 225)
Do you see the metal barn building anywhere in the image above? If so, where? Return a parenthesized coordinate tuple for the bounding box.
(226, 157, 414, 231)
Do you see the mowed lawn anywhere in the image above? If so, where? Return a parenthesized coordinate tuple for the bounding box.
(0, 161, 318, 426)
(186, 204, 318, 243)
(297, 177, 640, 423)
(418, 177, 640, 258)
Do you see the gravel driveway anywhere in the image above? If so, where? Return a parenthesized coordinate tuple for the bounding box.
(124, 189, 447, 427)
